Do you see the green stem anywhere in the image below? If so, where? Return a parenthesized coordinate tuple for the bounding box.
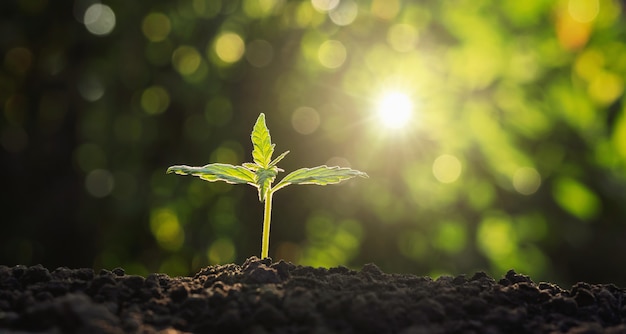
(261, 190, 273, 259)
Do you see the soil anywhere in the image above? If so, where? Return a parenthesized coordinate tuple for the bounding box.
(0, 257, 625, 334)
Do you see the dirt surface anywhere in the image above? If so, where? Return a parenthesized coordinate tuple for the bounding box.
(1, 257, 625, 333)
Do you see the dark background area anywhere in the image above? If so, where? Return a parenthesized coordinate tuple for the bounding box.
(2, 0, 626, 287)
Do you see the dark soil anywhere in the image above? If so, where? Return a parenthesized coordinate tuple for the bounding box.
(1, 257, 625, 333)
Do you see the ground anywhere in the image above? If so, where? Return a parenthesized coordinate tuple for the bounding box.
(1, 257, 625, 333)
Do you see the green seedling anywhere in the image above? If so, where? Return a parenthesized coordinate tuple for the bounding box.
(167, 113, 368, 259)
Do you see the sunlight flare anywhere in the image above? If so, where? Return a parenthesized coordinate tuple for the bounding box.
(376, 91, 413, 129)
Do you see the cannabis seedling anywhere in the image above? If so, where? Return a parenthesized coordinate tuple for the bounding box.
(167, 113, 368, 259)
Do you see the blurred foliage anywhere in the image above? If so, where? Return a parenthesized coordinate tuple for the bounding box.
(1, 0, 626, 286)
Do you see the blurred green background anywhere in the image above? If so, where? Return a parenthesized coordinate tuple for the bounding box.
(2, 0, 626, 287)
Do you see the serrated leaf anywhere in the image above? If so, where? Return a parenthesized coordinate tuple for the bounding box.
(273, 165, 368, 191)
(255, 167, 279, 202)
(167, 163, 256, 185)
(242, 162, 260, 171)
(251, 113, 274, 168)
(269, 150, 289, 168)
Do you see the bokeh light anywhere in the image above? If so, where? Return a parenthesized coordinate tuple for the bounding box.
(552, 177, 601, 221)
(172, 46, 202, 76)
(85, 169, 115, 198)
(432, 155, 462, 184)
(242, 0, 282, 18)
(568, 0, 599, 23)
(328, 0, 358, 26)
(141, 86, 170, 115)
(432, 221, 467, 255)
(77, 75, 105, 102)
(387, 24, 419, 52)
(317, 40, 347, 69)
(371, 0, 400, 20)
(141, 12, 171, 42)
(4, 0, 626, 287)
(207, 238, 236, 264)
(150, 208, 185, 251)
(246, 39, 274, 67)
(213, 32, 246, 64)
(512, 167, 541, 195)
(292, 106, 321, 135)
(311, 0, 339, 12)
(83, 4, 116, 36)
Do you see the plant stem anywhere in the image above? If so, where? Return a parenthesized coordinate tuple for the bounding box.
(261, 190, 273, 259)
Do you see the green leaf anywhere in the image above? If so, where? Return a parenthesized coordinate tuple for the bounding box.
(274, 165, 368, 191)
(255, 167, 279, 202)
(251, 113, 275, 168)
(242, 162, 260, 171)
(167, 163, 256, 185)
(269, 150, 289, 168)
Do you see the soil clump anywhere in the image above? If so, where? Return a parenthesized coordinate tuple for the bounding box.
(1, 257, 625, 333)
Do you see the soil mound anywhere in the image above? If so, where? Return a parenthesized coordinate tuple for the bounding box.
(1, 257, 625, 333)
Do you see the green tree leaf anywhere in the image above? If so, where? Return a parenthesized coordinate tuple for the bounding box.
(274, 165, 368, 191)
(251, 113, 275, 168)
(166, 163, 256, 185)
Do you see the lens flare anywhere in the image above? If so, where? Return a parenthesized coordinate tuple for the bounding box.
(376, 91, 413, 128)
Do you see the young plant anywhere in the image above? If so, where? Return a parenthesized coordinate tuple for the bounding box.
(167, 113, 368, 259)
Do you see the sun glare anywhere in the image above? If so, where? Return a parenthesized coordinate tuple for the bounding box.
(376, 91, 413, 129)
